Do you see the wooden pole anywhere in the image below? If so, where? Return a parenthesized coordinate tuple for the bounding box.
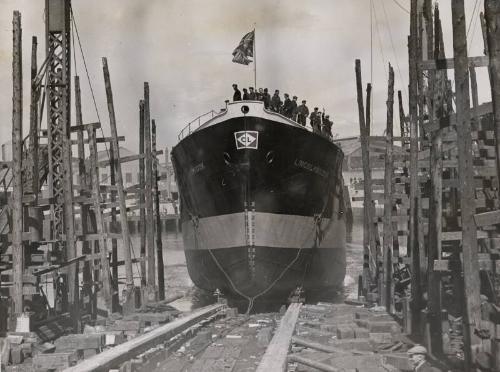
(355, 60, 375, 294)
(409, 0, 422, 334)
(87, 126, 112, 312)
(382, 64, 394, 312)
(144, 83, 156, 293)
(485, 1, 500, 187)
(109, 146, 119, 312)
(365, 83, 378, 283)
(451, 0, 481, 367)
(425, 0, 444, 356)
(102, 57, 134, 292)
(11, 10, 24, 317)
(139, 100, 146, 287)
(75, 76, 94, 315)
(28, 36, 39, 197)
(428, 132, 443, 355)
(152, 121, 165, 300)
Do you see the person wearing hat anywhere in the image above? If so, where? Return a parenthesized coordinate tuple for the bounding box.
(282, 93, 293, 118)
(271, 90, 282, 112)
(232, 84, 241, 101)
(297, 100, 309, 126)
(242, 88, 249, 100)
(291, 96, 298, 121)
(310, 107, 321, 134)
(248, 87, 256, 100)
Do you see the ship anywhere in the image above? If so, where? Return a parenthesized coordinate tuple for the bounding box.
(171, 100, 347, 304)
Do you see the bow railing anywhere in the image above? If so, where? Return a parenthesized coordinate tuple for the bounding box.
(177, 110, 221, 141)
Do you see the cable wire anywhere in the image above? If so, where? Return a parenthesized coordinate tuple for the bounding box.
(380, 0, 409, 105)
(391, 0, 410, 15)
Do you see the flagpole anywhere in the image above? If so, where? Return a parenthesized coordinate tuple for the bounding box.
(253, 24, 257, 89)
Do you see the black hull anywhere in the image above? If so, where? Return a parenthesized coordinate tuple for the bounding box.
(172, 102, 346, 302)
(185, 247, 346, 300)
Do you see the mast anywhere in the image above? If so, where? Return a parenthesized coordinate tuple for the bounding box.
(254, 25, 256, 88)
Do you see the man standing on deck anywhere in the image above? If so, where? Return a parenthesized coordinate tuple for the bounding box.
(271, 90, 282, 112)
(297, 100, 309, 126)
(263, 88, 271, 109)
(310, 107, 321, 133)
(233, 84, 241, 101)
(291, 96, 298, 121)
(242, 88, 249, 100)
(322, 112, 333, 138)
(248, 87, 256, 100)
(282, 94, 293, 118)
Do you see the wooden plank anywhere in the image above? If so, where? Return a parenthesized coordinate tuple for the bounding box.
(287, 354, 340, 372)
(420, 55, 489, 70)
(64, 304, 225, 372)
(70, 122, 101, 132)
(97, 151, 163, 168)
(474, 210, 500, 227)
(70, 136, 125, 145)
(256, 303, 302, 372)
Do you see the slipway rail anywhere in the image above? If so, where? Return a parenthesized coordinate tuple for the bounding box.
(255, 302, 302, 372)
(64, 303, 225, 372)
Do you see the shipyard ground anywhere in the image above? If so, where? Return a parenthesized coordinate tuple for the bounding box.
(0, 299, 462, 371)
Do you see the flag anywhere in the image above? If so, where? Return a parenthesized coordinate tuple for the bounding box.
(232, 30, 254, 65)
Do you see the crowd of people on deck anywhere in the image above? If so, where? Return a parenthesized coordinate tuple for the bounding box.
(231, 83, 333, 139)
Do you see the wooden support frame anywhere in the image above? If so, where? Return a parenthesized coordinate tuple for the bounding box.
(382, 64, 394, 312)
(144, 83, 156, 293)
(86, 126, 112, 312)
(102, 57, 134, 291)
(11, 10, 24, 316)
(152, 120, 165, 300)
(451, 0, 482, 367)
(355, 60, 376, 294)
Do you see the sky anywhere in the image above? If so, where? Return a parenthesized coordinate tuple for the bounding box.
(0, 0, 491, 155)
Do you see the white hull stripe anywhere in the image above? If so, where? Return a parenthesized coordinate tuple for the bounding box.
(182, 212, 346, 250)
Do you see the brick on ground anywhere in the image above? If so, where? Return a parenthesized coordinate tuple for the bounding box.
(109, 320, 141, 332)
(32, 351, 77, 370)
(322, 354, 386, 372)
(336, 326, 355, 340)
(353, 327, 370, 339)
(328, 338, 373, 352)
(10, 344, 23, 365)
(383, 353, 414, 371)
(369, 332, 394, 344)
(367, 321, 400, 334)
(54, 333, 103, 351)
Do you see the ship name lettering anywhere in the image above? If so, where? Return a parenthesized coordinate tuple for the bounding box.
(294, 159, 327, 178)
(191, 162, 205, 174)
